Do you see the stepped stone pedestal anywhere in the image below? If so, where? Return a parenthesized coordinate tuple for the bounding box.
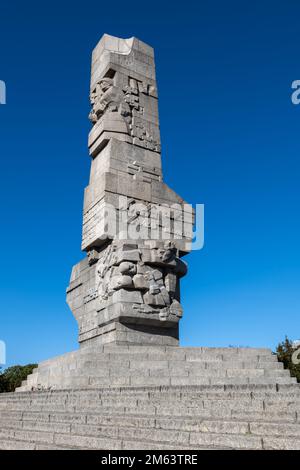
(2, 346, 300, 450)
(1, 34, 299, 450)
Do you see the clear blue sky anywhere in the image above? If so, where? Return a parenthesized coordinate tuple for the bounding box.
(0, 0, 300, 367)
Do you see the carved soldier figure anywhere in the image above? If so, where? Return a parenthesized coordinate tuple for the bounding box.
(89, 77, 131, 125)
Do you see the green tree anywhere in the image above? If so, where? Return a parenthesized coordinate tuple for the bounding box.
(0, 364, 37, 393)
(276, 337, 300, 383)
(0, 368, 8, 393)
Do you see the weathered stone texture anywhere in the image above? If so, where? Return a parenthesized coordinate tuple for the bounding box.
(2, 346, 299, 450)
(2, 349, 296, 451)
(67, 34, 193, 347)
(1, 35, 297, 452)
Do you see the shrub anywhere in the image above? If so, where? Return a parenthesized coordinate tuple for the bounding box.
(276, 337, 300, 383)
(0, 364, 37, 393)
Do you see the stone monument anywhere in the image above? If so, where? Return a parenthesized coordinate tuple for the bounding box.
(66, 34, 193, 348)
(1, 35, 299, 451)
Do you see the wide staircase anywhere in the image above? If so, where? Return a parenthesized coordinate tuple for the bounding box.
(0, 346, 299, 450)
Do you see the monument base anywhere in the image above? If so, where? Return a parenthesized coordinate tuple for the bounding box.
(0, 346, 297, 450)
(80, 321, 179, 347)
(1, 381, 300, 450)
(15, 345, 296, 392)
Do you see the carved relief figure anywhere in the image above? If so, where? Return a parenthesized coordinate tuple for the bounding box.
(89, 77, 131, 125)
(95, 241, 187, 322)
(88, 75, 160, 152)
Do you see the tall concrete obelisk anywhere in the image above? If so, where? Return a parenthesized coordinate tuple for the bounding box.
(66, 35, 193, 347)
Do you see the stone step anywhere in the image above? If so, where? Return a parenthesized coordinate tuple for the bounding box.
(1, 382, 300, 450)
(1, 392, 300, 416)
(5, 382, 300, 396)
(31, 361, 281, 383)
(21, 373, 297, 390)
(37, 403, 300, 417)
(0, 434, 217, 451)
(43, 366, 289, 379)
(77, 345, 273, 354)
(2, 401, 298, 419)
(79, 359, 284, 370)
(3, 394, 300, 416)
(0, 422, 266, 450)
(262, 436, 300, 450)
(24, 363, 284, 388)
(4, 415, 300, 438)
(5, 384, 300, 407)
(0, 426, 198, 450)
(54, 351, 278, 363)
(36, 347, 277, 369)
(0, 439, 37, 450)
(24, 368, 289, 389)
(1, 403, 299, 427)
(34, 361, 284, 379)
(5, 428, 298, 452)
(36, 358, 284, 373)
(17, 346, 283, 392)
